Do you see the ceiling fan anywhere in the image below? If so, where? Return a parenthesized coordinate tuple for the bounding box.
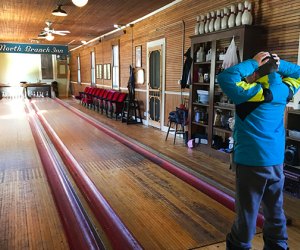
(39, 21, 70, 41)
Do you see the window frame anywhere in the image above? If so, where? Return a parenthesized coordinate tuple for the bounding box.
(77, 55, 81, 84)
(91, 51, 96, 86)
(112, 44, 119, 89)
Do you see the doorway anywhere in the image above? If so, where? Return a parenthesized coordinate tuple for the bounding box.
(147, 39, 165, 129)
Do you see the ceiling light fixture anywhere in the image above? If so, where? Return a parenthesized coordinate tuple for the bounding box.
(46, 33, 55, 41)
(52, 5, 68, 16)
(72, 0, 88, 7)
(114, 24, 124, 29)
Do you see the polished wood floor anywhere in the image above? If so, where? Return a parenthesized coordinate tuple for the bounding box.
(63, 97, 300, 250)
(0, 99, 69, 249)
(33, 98, 235, 249)
(1, 97, 299, 249)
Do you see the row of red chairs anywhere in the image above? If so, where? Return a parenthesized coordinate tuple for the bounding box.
(77, 87, 127, 119)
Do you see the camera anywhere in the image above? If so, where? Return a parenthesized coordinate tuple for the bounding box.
(245, 52, 278, 83)
(255, 52, 278, 77)
(285, 145, 298, 166)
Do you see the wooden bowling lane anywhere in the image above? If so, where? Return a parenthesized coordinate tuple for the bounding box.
(33, 98, 235, 249)
(0, 99, 69, 249)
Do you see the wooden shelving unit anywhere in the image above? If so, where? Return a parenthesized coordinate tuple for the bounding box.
(188, 25, 263, 162)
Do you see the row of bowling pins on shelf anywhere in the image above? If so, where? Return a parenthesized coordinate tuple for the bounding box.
(194, 0, 253, 35)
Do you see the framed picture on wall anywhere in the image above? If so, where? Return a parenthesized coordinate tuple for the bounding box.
(96, 64, 100, 79)
(99, 64, 103, 79)
(57, 60, 67, 78)
(135, 45, 142, 68)
(103, 64, 107, 79)
(106, 63, 111, 80)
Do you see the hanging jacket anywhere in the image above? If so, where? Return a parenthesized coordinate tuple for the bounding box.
(181, 48, 192, 89)
(217, 59, 300, 166)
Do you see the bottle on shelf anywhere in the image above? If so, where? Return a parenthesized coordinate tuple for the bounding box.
(198, 68, 204, 83)
(196, 47, 205, 62)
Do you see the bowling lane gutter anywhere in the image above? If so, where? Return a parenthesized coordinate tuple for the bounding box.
(30, 99, 143, 250)
(24, 100, 102, 250)
(55, 97, 265, 228)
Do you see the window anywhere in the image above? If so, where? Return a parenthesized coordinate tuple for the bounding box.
(41, 54, 53, 79)
(91, 51, 96, 86)
(77, 56, 81, 83)
(112, 45, 119, 89)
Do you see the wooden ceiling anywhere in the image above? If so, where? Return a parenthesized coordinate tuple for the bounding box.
(0, 0, 175, 49)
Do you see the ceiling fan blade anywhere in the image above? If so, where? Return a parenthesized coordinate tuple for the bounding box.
(56, 30, 70, 33)
(39, 31, 47, 36)
(52, 31, 67, 36)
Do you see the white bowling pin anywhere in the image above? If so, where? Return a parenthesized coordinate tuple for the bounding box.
(204, 13, 210, 33)
(209, 11, 215, 32)
(222, 7, 229, 29)
(235, 2, 244, 26)
(195, 16, 200, 35)
(242, 0, 253, 25)
(214, 9, 221, 31)
(228, 4, 236, 28)
(199, 15, 205, 34)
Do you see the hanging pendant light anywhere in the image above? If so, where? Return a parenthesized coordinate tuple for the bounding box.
(52, 5, 68, 17)
(72, 0, 88, 7)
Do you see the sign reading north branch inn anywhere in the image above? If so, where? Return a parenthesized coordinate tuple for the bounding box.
(0, 43, 68, 55)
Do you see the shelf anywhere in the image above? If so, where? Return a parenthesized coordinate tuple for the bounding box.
(189, 25, 263, 163)
(213, 126, 232, 134)
(286, 136, 300, 142)
(214, 104, 235, 111)
(193, 82, 210, 86)
(192, 121, 208, 127)
(194, 61, 211, 65)
(193, 102, 209, 107)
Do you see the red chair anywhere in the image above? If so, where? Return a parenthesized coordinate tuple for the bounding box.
(75, 86, 88, 103)
(102, 90, 116, 115)
(111, 92, 128, 120)
(93, 88, 104, 111)
(106, 91, 120, 118)
(82, 87, 97, 108)
(97, 89, 109, 113)
(80, 87, 92, 105)
(92, 88, 102, 110)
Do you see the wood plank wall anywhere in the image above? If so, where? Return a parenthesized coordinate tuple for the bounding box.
(69, 0, 300, 125)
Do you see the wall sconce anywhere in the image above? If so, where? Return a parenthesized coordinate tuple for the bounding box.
(52, 5, 68, 16)
(72, 0, 88, 7)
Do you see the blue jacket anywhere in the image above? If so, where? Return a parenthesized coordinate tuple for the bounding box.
(217, 59, 300, 166)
